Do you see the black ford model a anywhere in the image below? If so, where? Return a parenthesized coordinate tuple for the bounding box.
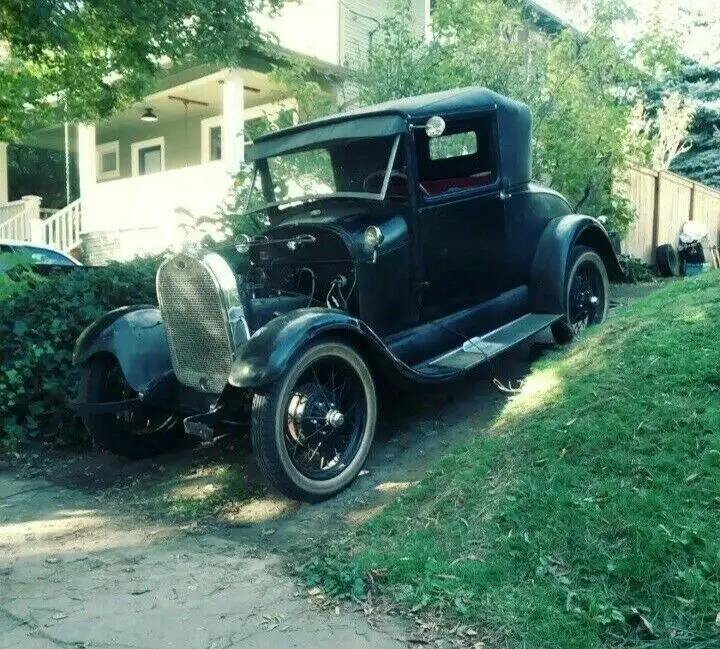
(74, 87, 622, 501)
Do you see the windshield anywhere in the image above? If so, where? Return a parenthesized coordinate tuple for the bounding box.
(246, 134, 404, 213)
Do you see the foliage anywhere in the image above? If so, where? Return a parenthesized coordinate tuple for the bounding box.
(0, 0, 285, 141)
(8, 144, 80, 208)
(647, 62, 720, 189)
(649, 93, 698, 170)
(0, 257, 162, 451)
(305, 271, 720, 648)
(0, 253, 40, 302)
(618, 253, 656, 283)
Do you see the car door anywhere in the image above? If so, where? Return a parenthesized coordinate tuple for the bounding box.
(413, 114, 509, 321)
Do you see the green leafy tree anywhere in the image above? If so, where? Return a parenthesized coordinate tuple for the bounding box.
(0, 0, 285, 141)
(646, 62, 720, 189)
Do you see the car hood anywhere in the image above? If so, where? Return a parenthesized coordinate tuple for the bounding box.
(261, 199, 409, 260)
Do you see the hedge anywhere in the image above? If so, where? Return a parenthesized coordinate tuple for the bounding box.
(0, 257, 161, 450)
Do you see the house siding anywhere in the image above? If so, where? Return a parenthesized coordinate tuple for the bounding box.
(259, 0, 428, 67)
(97, 111, 214, 181)
(340, 0, 426, 67)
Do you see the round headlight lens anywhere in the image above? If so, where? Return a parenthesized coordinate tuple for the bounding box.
(364, 225, 384, 250)
(235, 233, 252, 254)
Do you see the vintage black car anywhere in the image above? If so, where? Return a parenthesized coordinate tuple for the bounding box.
(74, 87, 622, 501)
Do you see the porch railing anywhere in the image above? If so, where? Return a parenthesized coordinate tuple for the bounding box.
(0, 200, 30, 240)
(36, 199, 82, 252)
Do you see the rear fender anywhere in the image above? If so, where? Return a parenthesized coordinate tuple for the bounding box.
(228, 308, 419, 389)
(530, 215, 624, 313)
(73, 306, 173, 393)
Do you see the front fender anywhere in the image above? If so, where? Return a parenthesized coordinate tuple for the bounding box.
(228, 307, 441, 389)
(228, 308, 370, 388)
(73, 305, 173, 393)
(530, 215, 624, 313)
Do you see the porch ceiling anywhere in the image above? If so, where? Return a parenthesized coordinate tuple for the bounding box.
(21, 66, 285, 152)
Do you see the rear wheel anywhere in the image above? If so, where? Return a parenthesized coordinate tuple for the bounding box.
(251, 341, 377, 502)
(551, 246, 609, 344)
(79, 355, 182, 458)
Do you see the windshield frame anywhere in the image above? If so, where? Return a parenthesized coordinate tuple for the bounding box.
(243, 133, 402, 216)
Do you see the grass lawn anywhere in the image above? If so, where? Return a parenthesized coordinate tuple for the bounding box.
(304, 272, 720, 648)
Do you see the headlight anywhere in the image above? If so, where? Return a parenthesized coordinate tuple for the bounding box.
(235, 233, 252, 254)
(364, 225, 384, 250)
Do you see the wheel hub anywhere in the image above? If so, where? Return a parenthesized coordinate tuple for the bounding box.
(325, 408, 345, 429)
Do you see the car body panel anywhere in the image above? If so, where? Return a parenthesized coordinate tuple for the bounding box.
(73, 306, 172, 394)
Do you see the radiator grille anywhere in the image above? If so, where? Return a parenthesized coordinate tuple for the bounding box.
(157, 253, 235, 394)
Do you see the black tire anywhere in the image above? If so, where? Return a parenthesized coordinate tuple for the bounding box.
(79, 355, 182, 459)
(656, 243, 680, 277)
(251, 341, 377, 502)
(551, 246, 610, 344)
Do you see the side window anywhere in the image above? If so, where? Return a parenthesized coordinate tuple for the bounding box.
(429, 132, 477, 161)
(416, 115, 497, 197)
(20, 246, 74, 265)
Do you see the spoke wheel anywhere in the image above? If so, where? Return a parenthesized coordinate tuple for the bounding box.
(251, 341, 377, 502)
(552, 246, 609, 344)
(79, 355, 182, 458)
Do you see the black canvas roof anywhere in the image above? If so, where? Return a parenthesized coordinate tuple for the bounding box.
(246, 87, 532, 186)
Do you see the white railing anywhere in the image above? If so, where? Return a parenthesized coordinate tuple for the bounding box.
(36, 199, 82, 252)
(0, 206, 29, 240)
(0, 200, 30, 240)
(0, 199, 28, 230)
(39, 208, 59, 219)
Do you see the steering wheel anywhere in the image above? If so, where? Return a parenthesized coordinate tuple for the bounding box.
(362, 169, 408, 192)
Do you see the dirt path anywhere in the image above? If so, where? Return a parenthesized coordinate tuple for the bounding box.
(1, 345, 532, 649)
(1, 283, 663, 649)
(0, 474, 409, 649)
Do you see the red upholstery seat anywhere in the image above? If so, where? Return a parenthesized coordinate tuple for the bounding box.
(420, 173, 493, 196)
(386, 175, 409, 199)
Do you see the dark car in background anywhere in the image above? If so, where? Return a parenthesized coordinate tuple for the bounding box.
(73, 87, 623, 502)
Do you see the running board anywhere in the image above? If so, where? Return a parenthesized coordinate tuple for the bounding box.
(415, 313, 562, 373)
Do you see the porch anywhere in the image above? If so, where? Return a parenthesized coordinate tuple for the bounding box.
(0, 64, 293, 262)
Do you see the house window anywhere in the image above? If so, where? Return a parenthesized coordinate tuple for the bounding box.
(416, 115, 497, 197)
(201, 116, 223, 163)
(209, 126, 222, 161)
(96, 141, 120, 181)
(131, 137, 165, 176)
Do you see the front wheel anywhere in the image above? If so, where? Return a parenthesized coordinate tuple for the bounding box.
(79, 355, 182, 458)
(251, 341, 377, 502)
(551, 246, 609, 344)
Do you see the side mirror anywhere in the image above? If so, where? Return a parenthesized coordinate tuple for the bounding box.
(410, 115, 446, 138)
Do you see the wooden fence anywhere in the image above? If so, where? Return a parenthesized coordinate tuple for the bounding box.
(617, 165, 720, 263)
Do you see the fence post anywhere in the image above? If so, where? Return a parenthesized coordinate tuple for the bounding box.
(22, 194, 43, 243)
(688, 182, 696, 221)
(650, 171, 661, 265)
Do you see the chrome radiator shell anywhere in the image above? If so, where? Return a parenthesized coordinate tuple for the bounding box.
(156, 252, 249, 394)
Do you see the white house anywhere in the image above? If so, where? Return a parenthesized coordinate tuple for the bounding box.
(0, 0, 429, 263)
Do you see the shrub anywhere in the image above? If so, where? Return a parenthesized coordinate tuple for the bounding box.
(0, 254, 42, 302)
(619, 253, 657, 283)
(0, 256, 162, 451)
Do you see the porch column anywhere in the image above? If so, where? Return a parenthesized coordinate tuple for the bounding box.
(0, 142, 8, 204)
(77, 123, 96, 231)
(22, 195, 43, 243)
(222, 70, 245, 174)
